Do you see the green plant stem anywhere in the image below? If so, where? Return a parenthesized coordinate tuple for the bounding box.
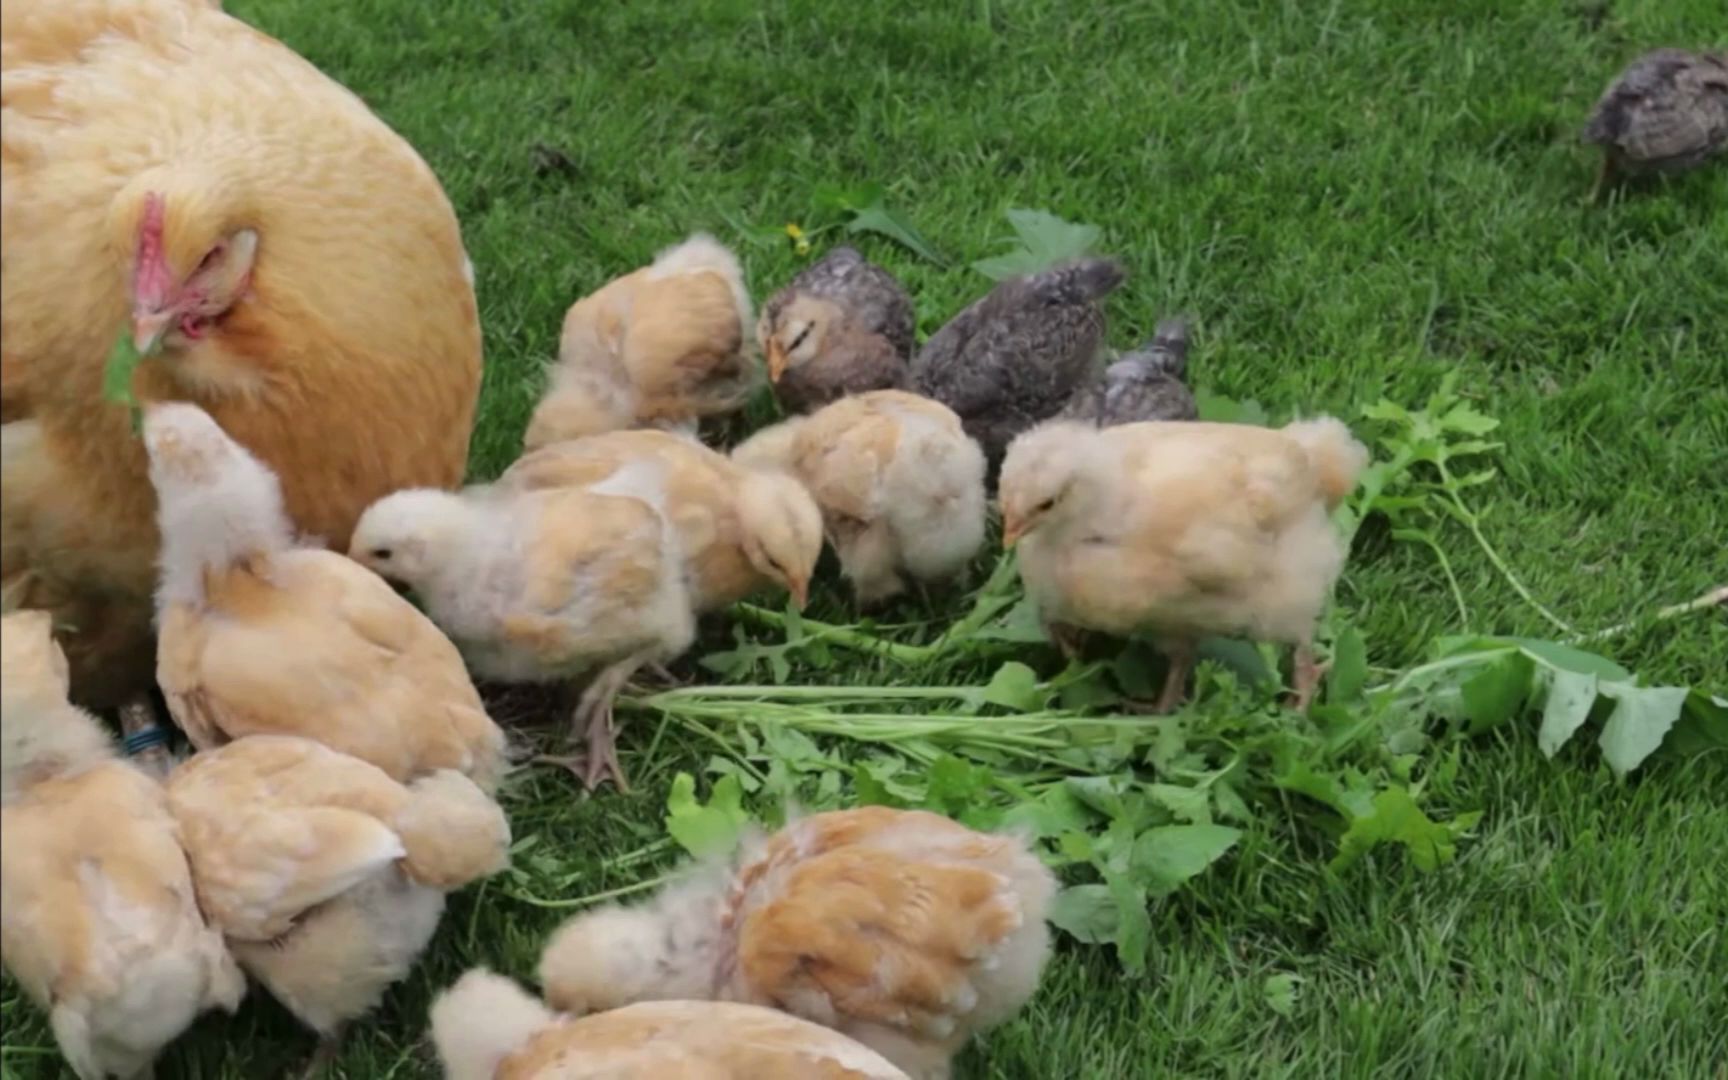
(733, 604, 936, 664)
(503, 871, 676, 910)
(1564, 585, 1728, 646)
(1435, 459, 1574, 635)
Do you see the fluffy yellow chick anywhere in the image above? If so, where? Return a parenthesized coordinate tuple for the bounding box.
(999, 417, 1369, 712)
(349, 457, 695, 791)
(732, 391, 987, 606)
(497, 430, 823, 614)
(524, 234, 754, 448)
(141, 403, 507, 791)
(538, 807, 1055, 1080)
(431, 969, 910, 1080)
(167, 734, 510, 1068)
(1, 609, 244, 1080)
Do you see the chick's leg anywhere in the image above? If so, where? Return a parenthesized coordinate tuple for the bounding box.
(1287, 640, 1328, 713)
(570, 657, 648, 793)
(117, 691, 173, 780)
(1150, 637, 1196, 714)
(296, 1027, 345, 1080)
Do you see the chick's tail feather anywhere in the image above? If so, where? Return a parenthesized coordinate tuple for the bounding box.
(1027, 257, 1126, 306)
(391, 770, 510, 890)
(1281, 416, 1369, 508)
(429, 968, 554, 1080)
(1145, 317, 1191, 377)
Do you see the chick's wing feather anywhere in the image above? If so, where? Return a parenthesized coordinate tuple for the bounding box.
(165, 738, 410, 939)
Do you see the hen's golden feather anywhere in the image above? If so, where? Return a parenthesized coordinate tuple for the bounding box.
(2, 0, 481, 707)
(157, 549, 506, 790)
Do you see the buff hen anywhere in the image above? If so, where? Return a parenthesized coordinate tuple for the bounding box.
(1, 0, 482, 713)
(1, 609, 245, 1080)
(733, 391, 987, 606)
(758, 245, 915, 415)
(142, 403, 507, 790)
(523, 234, 753, 449)
(999, 417, 1368, 712)
(496, 430, 823, 614)
(167, 734, 510, 1068)
(431, 969, 910, 1080)
(538, 807, 1055, 1080)
(350, 457, 697, 791)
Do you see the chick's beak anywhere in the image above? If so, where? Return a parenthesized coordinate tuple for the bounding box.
(132, 310, 173, 356)
(766, 339, 789, 383)
(1002, 517, 1024, 549)
(788, 577, 809, 611)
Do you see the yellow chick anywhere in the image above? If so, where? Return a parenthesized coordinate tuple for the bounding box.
(732, 391, 987, 606)
(1, 610, 245, 1080)
(999, 417, 1369, 712)
(349, 457, 695, 791)
(497, 429, 823, 614)
(537, 807, 1055, 1080)
(430, 969, 911, 1080)
(141, 403, 507, 792)
(167, 734, 510, 1069)
(524, 234, 755, 448)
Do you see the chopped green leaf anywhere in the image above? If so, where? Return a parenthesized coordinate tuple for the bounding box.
(1047, 884, 1117, 944)
(1460, 652, 1532, 735)
(1536, 670, 1597, 758)
(1106, 871, 1153, 974)
(982, 661, 1044, 712)
(1130, 823, 1241, 895)
(1330, 787, 1474, 872)
(664, 772, 748, 860)
(1327, 626, 1368, 705)
(1263, 973, 1304, 1017)
(846, 205, 945, 265)
(971, 208, 1101, 280)
(1148, 783, 1212, 824)
(1596, 683, 1690, 779)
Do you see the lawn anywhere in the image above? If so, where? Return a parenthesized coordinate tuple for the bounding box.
(5, 0, 1727, 1077)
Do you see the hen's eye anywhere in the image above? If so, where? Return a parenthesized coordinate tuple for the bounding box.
(197, 243, 226, 272)
(371, 548, 393, 561)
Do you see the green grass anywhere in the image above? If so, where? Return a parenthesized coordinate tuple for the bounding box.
(6, 0, 1727, 1076)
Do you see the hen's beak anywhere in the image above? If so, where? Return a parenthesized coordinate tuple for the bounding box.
(132, 310, 173, 356)
(766, 340, 789, 383)
(1001, 518, 1024, 549)
(788, 577, 809, 611)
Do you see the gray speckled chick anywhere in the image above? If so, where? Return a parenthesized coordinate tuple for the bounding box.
(759, 246, 916, 414)
(913, 257, 1125, 477)
(1060, 317, 1197, 428)
(1584, 49, 1728, 193)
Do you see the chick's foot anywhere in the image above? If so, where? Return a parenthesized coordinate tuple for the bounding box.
(1287, 642, 1328, 712)
(569, 660, 645, 793)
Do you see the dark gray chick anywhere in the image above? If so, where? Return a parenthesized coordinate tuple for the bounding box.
(912, 257, 1126, 476)
(758, 246, 916, 414)
(1584, 49, 1728, 196)
(1059, 318, 1198, 428)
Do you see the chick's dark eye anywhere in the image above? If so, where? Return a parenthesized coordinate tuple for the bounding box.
(371, 548, 393, 561)
(787, 325, 812, 352)
(1037, 498, 1056, 513)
